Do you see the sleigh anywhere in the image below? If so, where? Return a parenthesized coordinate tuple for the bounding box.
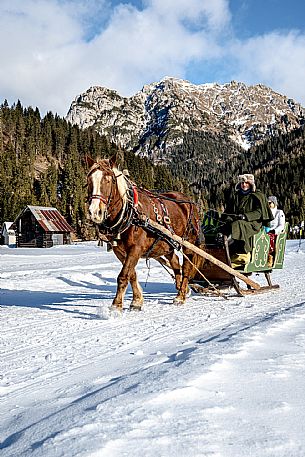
(188, 211, 289, 296)
(142, 212, 288, 297)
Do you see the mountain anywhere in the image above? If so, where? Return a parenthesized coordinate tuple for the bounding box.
(66, 77, 305, 162)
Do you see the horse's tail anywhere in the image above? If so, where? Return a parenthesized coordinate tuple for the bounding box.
(185, 202, 207, 278)
(187, 201, 203, 246)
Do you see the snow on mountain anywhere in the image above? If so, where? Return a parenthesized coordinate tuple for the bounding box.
(1, 240, 305, 456)
(66, 77, 305, 159)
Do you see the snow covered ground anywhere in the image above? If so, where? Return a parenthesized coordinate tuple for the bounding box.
(1, 240, 305, 457)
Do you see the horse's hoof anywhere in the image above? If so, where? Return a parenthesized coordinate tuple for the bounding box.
(186, 287, 192, 298)
(173, 297, 185, 305)
(130, 306, 142, 312)
(110, 305, 123, 317)
(130, 301, 143, 311)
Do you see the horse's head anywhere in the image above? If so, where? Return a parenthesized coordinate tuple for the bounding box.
(86, 155, 128, 225)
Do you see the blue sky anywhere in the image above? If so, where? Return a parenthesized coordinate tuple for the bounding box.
(0, 0, 304, 116)
(231, 0, 305, 37)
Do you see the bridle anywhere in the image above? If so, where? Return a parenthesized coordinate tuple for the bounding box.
(87, 163, 135, 235)
(87, 164, 117, 211)
(89, 194, 108, 205)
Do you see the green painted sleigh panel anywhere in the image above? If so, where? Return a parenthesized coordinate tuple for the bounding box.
(273, 222, 289, 269)
(201, 211, 288, 273)
(245, 222, 289, 272)
(201, 210, 221, 245)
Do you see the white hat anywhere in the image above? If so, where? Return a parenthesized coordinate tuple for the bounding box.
(268, 195, 278, 205)
(235, 173, 256, 191)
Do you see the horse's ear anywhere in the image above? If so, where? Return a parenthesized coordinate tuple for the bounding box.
(83, 155, 95, 169)
(109, 150, 124, 169)
(109, 152, 119, 168)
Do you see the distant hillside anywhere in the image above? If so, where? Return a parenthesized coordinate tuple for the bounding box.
(168, 125, 305, 228)
(1, 97, 304, 236)
(65, 77, 305, 228)
(0, 101, 180, 237)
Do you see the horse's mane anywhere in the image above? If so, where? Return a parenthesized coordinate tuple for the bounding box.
(113, 167, 128, 204)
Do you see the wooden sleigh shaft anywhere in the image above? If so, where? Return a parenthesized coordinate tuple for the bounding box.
(138, 215, 261, 292)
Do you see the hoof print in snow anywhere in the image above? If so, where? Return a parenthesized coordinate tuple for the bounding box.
(109, 307, 123, 319)
(96, 306, 112, 320)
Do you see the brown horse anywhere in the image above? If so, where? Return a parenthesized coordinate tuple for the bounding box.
(86, 154, 200, 311)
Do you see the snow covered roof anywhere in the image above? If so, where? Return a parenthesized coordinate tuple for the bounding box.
(13, 206, 74, 233)
(1, 222, 14, 234)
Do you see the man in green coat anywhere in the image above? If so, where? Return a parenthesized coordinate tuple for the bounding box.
(221, 173, 274, 267)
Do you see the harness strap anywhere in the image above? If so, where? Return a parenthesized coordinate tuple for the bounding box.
(90, 194, 108, 204)
(134, 215, 181, 251)
(132, 186, 138, 207)
(98, 179, 138, 238)
(160, 200, 173, 233)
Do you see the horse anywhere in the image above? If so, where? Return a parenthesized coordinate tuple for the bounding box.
(86, 154, 200, 311)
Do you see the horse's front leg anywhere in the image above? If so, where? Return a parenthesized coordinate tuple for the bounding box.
(129, 269, 144, 311)
(112, 249, 142, 311)
(174, 248, 195, 304)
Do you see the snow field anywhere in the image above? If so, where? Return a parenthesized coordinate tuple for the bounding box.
(1, 240, 305, 456)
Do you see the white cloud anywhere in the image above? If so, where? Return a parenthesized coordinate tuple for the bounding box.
(229, 31, 305, 106)
(85, 1, 229, 89)
(142, 0, 231, 30)
(0, 0, 304, 117)
(0, 0, 230, 116)
(0, 0, 84, 113)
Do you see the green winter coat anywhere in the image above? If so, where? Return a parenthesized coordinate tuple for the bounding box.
(222, 189, 274, 252)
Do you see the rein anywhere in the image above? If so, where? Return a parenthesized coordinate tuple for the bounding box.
(88, 163, 199, 248)
(138, 187, 195, 205)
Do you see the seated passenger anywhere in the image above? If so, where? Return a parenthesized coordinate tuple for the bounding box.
(265, 195, 286, 266)
(266, 196, 286, 234)
(221, 173, 274, 268)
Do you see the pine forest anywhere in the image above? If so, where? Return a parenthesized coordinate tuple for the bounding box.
(0, 100, 305, 239)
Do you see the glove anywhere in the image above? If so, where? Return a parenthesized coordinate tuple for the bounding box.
(215, 233, 224, 245)
(225, 216, 233, 223)
(234, 214, 246, 221)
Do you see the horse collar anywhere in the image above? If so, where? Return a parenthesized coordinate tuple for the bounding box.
(98, 179, 138, 237)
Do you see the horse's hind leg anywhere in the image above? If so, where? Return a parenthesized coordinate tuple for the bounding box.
(174, 247, 195, 304)
(165, 251, 182, 290)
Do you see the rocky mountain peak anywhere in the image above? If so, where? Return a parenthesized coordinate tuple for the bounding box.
(66, 77, 305, 161)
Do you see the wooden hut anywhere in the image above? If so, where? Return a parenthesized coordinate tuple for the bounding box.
(12, 206, 74, 248)
(0, 222, 16, 247)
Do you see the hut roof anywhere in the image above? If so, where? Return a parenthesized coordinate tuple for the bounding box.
(13, 206, 74, 233)
(1, 222, 14, 234)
